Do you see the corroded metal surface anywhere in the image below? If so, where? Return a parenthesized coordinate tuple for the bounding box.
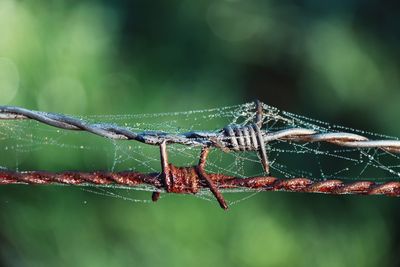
(1, 166, 399, 209)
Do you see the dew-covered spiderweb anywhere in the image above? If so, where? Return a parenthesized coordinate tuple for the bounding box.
(0, 102, 399, 205)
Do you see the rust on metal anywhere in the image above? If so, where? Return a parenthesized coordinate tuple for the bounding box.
(196, 147, 228, 210)
(1, 166, 400, 209)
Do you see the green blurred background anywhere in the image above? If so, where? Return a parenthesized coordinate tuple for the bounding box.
(1, 0, 400, 266)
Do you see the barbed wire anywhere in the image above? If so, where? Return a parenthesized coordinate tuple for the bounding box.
(1, 105, 400, 152)
(1, 166, 399, 198)
(1, 102, 400, 209)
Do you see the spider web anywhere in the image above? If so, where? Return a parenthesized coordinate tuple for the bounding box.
(0, 102, 399, 205)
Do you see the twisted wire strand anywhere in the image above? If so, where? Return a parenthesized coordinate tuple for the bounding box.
(1, 169, 400, 197)
(1, 105, 400, 152)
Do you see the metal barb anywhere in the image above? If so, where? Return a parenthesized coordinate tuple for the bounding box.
(197, 147, 228, 210)
(254, 99, 269, 173)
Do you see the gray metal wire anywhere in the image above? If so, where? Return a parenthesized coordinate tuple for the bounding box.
(1, 104, 400, 154)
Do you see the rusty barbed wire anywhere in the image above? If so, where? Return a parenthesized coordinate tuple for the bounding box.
(1, 166, 400, 199)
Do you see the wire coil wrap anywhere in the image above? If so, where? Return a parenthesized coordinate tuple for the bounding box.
(223, 124, 262, 151)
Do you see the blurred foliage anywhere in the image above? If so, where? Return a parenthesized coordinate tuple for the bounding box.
(1, 0, 400, 266)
